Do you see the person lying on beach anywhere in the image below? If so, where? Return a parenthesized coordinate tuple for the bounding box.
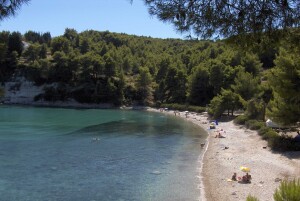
(215, 132, 225, 138)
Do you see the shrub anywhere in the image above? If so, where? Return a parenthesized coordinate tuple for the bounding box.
(269, 136, 300, 151)
(245, 120, 265, 130)
(258, 126, 271, 136)
(246, 195, 260, 201)
(187, 105, 206, 113)
(258, 126, 279, 140)
(262, 129, 278, 140)
(249, 121, 265, 130)
(267, 134, 281, 147)
(274, 179, 300, 201)
(234, 115, 249, 125)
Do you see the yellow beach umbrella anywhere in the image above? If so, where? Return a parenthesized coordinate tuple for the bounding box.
(240, 166, 250, 172)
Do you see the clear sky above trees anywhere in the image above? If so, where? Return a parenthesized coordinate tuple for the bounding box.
(0, 0, 184, 39)
(2, 0, 300, 40)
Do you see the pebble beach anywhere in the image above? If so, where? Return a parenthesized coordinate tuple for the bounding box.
(148, 108, 300, 201)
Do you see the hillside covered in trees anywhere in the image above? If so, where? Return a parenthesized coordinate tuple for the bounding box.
(0, 28, 299, 126)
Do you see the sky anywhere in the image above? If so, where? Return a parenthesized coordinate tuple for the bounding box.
(0, 0, 186, 39)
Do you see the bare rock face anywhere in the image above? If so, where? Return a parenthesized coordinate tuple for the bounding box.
(2, 77, 43, 104)
(1, 77, 114, 109)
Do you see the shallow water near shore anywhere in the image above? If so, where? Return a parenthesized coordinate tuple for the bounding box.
(0, 106, 207, 201)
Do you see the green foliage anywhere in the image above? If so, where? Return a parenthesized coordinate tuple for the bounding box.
(257, 127, 276, 138)
(51, 36, 71, 54)
(23, 43, 41, 63)
(274, 179, 300, 201)
(0, 27, 299, 131)
(208, 89, 245, 119)
(78, 52, 105, 82)
(49, 51, 72, 83)
(24, 31, 51, 44)
(103, 53, 118, 77)
(267, 48, 300, 126)
(234, 116, 265, 130)
(187, 105, 206, 113)
(209, 61, 225, 95)
(268, 136, 300, 152)
(142, 0, 300, 40)
(231, 71, 260, 101)
(241, 53, 262, 76)
(246, 195, 260, 201)
(164, 66, 187, 103)
(136, 67, 153, 105)
(233, 115, 249, 125)
(155, 56, 172, 102)
(39, 44, 47, 59)
(208, 93, 223, 118)
(188, 66, 213, 106)
(244, 120, 265, 130)
(256, 125, 300, 151)
(8, 32, 23, 56)
(245, 179, 300, 201)
(245, 99, 264, 120)
(63, 28, 78, 47)
(123, 83, 138, 105)
(259, 85, 273, 121)
(79, 38, 90, 54)
(0, 42, 7, 63)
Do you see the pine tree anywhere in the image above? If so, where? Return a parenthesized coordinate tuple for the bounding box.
(267, 48, 300, 125)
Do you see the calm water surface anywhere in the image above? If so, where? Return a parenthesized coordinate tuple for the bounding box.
(0, 106, 207, 201)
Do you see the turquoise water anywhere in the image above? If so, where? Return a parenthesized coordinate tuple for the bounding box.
(0, 106, 207, 201)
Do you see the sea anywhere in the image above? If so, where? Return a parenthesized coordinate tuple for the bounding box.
(0, 106, 208, 201)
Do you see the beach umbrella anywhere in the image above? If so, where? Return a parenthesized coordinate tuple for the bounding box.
(240, 166, 250, 172)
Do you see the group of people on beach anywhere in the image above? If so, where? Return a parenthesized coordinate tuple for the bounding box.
(211, 123, 253, 184)
(232, 172, 252, 183)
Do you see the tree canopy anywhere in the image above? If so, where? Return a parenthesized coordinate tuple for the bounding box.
(0, 27, 299, 125)
(0, 0, 30, 21)
(142, 0, 300, 39)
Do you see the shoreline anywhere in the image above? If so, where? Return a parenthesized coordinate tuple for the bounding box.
(147, 108, 210, 201)
(0, 102, 150, 110)
(147, 108, 300, 201)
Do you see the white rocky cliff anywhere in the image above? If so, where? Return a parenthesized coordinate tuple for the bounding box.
(2, 77, 43, 104)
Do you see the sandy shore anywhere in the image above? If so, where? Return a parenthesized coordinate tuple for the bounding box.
(148, 108, 300, 201)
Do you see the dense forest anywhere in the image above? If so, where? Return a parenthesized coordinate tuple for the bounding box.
(0, 28, 299, 126)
